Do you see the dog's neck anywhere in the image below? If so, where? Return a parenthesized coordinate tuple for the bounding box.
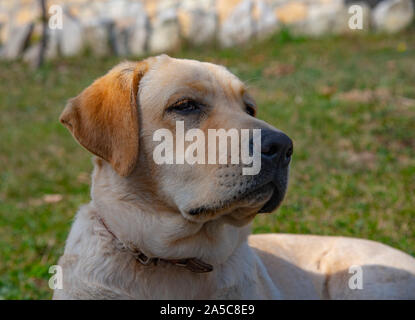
(96, 214, 214, 273)
(89, 160, 251, 267)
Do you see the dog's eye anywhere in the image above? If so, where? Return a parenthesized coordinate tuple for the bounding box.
(246, 105, 256, 117)
(168, 99, 201, 115)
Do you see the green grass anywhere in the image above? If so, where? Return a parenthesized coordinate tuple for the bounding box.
(1, 30, 415, 299)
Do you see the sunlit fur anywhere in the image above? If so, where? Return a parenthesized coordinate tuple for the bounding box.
(55, 55, 415, 299)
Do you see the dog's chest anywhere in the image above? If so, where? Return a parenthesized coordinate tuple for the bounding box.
(86, 254, 268, 299)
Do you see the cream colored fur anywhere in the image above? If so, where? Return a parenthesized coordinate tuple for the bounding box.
(54, 55, 415, 299)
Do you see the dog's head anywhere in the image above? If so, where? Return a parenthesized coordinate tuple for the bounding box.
(60, 55, 292, 228)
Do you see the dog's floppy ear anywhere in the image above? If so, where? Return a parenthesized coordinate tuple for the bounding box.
(60, 61, 148, 176)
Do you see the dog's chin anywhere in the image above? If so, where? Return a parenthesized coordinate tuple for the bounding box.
(181, 182, 285, 225)
(224, 183, 287, 226)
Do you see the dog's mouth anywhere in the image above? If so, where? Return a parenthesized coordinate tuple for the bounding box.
(258, 176, 288, 213)
(186, 178, 286, 222)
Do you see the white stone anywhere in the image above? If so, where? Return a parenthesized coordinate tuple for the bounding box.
(112, 21, 131, 56)
(23, 42, 41, 66)
(101, 0, 139, 20)
(219, 0, 254, 47)
(373, 0, 414, 33)
(299, 0, 345, 36)
(129, 12, 149, 56)
(45, 27, 59, 60)
(149, 8, 181, 53)
(60, 11, 84, 57)
(158, 0, 180, 12)
(180, 0, 216, 11)
(84, 19, 112, 56)
(1, 22, 33, 59)
(96, 0, 149, 56)
(95, 0, 145, 26)
(254, 0, 279, 38)
(0, 21, 5, 44)
(180, 9, 217, 45)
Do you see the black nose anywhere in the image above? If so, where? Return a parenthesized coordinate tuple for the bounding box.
(261, 129, 293, 167)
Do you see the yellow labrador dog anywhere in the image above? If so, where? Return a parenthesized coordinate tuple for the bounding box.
(54, 55, 415, 299)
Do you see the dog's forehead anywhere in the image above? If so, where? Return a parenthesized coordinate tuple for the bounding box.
(139, 56, 245, 107)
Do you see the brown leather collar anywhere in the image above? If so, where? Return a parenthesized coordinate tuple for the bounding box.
(97, 216, 213, 273)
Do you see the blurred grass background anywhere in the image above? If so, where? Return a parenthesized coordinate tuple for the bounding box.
(0, 30, 414, 299)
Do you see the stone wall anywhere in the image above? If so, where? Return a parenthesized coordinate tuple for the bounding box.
(0, 0, 413, 62)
